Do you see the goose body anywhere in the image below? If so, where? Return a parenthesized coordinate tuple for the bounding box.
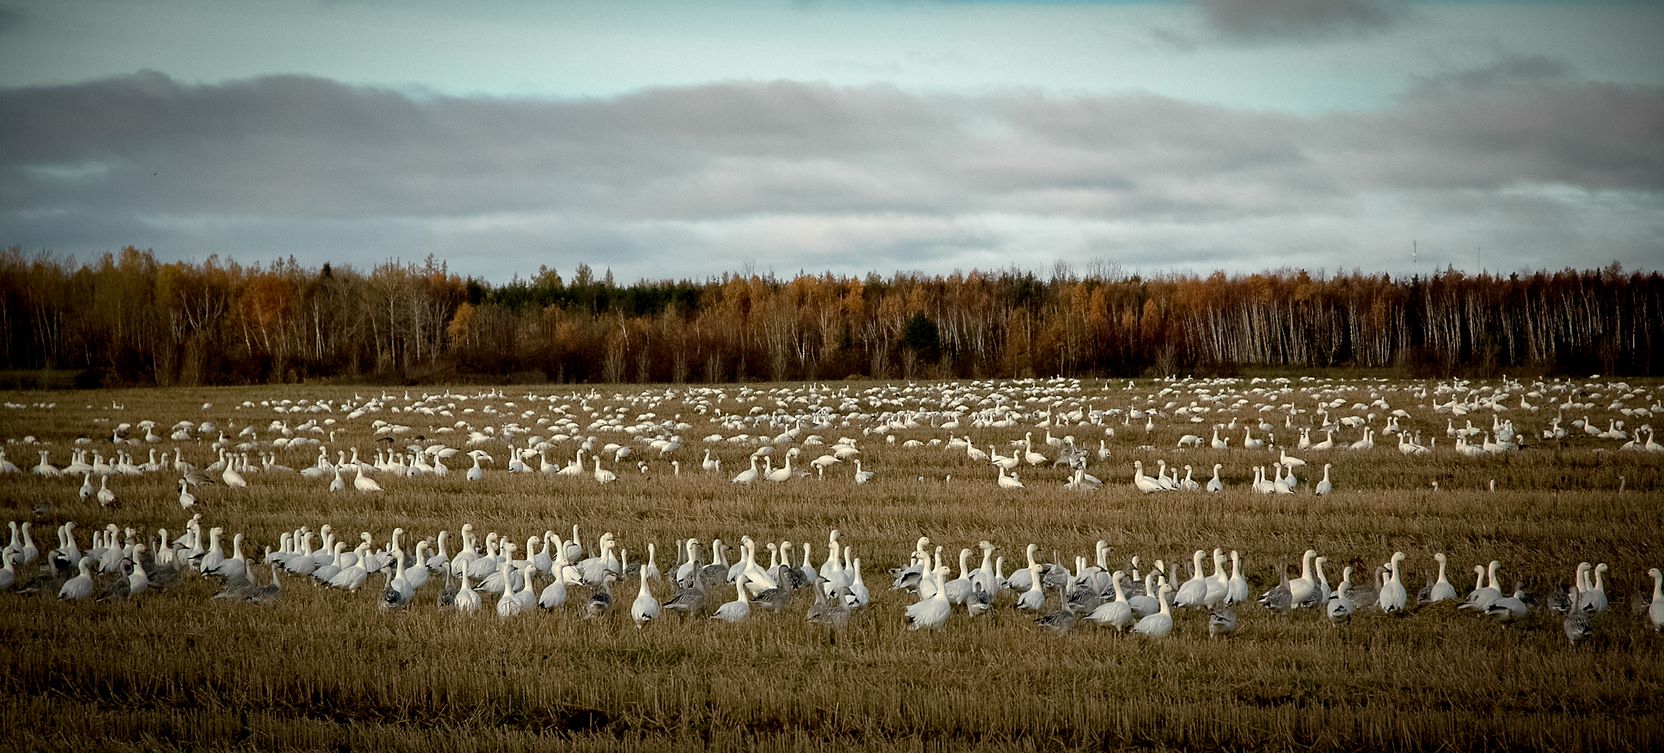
(1131, 585, 1174, 638)
(1377, 552, 1408, 615)
(630, 566, 661, 627)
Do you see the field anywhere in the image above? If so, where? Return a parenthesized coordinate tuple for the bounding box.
(2, 376, 1662, 752)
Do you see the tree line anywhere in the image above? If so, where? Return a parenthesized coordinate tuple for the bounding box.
(0, 246, 1657, 387)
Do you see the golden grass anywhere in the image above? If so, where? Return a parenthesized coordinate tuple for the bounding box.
(1, 378, 1662, 751)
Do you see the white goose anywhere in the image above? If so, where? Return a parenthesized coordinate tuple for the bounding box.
(1131, 584, 1175, 638)
(1423, 553, 1458, 604)
(904, 566, 951, 630)
(712, 578, 751, 622)
(731, 456, 760, 485)
(1085, 571, 1134, 630)
(1132, 461, 1165, 494)
(1377, 551, 1408, 614)
(588, 456, 617, 485)
(1648, 568, 1664, 632)
(630, 561, 661, 628)
(352, 465, 382, 494)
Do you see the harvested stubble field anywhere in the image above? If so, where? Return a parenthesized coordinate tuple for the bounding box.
(1, 376, 1662, 752)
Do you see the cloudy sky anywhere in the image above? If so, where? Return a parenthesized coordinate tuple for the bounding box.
(1, 0, 1659, 283)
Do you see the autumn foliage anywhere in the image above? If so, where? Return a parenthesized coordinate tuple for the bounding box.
(0, 247, 1657, 386)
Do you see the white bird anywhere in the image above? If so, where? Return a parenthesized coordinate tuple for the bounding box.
(1327, 566, 1355, 624)
(731, 456, 760, 485)
(59, 558, 94, 601)
(1647, 567, 1664, 632)
(353, 465, 382, 494)
(630, 563, 661, 628)
(496, 563, 528, 618)
(1085, 571, 1135, 631)
(712, 578, 751, 622)
(904, 566, 951, 631)
(1132, 460, 1165, 494)
(1377, 551, 1408, 615)
(1131, 584, 1174, 638)
(1485, 584, 1529, 624)
(221, 460, 247, 489)
(592, 456, 617, 485)
(466, 451, 490, 482)
(177, 479, 196, 509)
(1423, 553, 1458, 604)
(1313, 464, 1333, 496)
(1173, 550, 1209, 609)
(853, 459, 875, 484)
(1578, 562, 1609, 614)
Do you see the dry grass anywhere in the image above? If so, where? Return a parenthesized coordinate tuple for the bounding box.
(1, 378, 1662, 751)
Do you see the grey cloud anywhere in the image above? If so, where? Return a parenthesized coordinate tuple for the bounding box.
(0, 5, 20, 33)
(1407, 54, 1576, 99)
(1, 71, 1659, 282)
(1194, 0, 1408, 43)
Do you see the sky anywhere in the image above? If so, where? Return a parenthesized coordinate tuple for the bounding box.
(1, 0, 1660, 283)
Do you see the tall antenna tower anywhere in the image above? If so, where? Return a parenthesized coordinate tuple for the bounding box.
(1412, 240, 1417, 267)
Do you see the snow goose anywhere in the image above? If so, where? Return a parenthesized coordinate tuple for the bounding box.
(1132, 584, 1175, 638)
(1377, 552, 1409, 615)
(1647, 568, 1663, 632)
(58, 557, 93, 601)
(1421, 553, 1458, 604)
(1257, 564, 1292, 613)
(1085, 571, 1134, 631)
(805, 583, 851, 628)
(1579, 563, 1609, 614)
(1564, 589, 1594, 645)
(591, 456, 618, 485)
(712, 578, 751, 622)
(246, 562, 279, 604)
(1224, 551, 1249, 605)
(495, 562, 528, 617)
(208, 533, 248, 581)
(853, 459, 875, 484)
(630, 561, 661, 628)
(1485, 584, 1529, 624)
(1132, 461, 1165, 494)
(1173, 550, 1208, 609)
(1016, 562, 1046, 612)
(731, 456, 760, 484)
(352, 465, 382, 494)
(904, 566, 951, 631)
(1208, 607, 1238, 638)
(1326, 566, 1355, 624)
(1287, 550, 1318, 608)
(1462, 561, 1502, 611)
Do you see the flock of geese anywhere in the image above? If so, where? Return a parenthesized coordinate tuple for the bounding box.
(5, 516, 1662, 646)
(0, 375, 1658, 648)
(0, 375, 1656, 507)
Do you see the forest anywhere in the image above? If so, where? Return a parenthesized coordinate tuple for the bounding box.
(0, 246, 1658, 387)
